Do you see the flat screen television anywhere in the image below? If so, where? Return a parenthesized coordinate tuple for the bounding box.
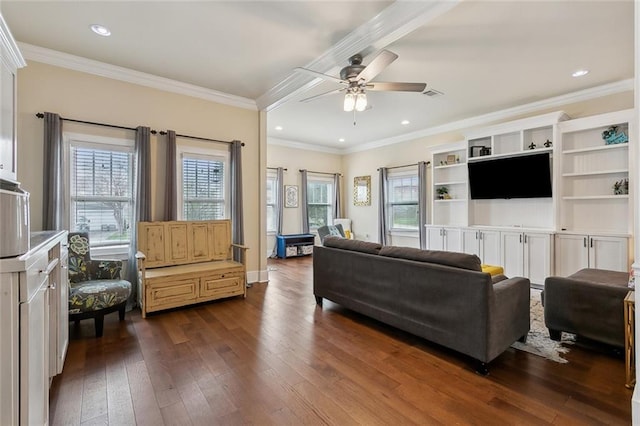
(467, 152, 552, 199)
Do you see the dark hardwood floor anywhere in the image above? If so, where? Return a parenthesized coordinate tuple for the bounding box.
(50, 256, 632, 425)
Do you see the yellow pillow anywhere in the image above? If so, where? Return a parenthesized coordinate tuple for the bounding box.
(481, 264, 504, 276)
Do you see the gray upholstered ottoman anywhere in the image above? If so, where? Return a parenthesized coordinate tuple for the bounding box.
(542, 268, 631, 347)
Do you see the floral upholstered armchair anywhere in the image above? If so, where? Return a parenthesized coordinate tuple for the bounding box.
(68, 232, 132, 337)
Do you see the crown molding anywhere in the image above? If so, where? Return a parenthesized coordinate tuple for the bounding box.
(0, 15, 26, 68)
(256, 0, 460, 112)
(268, 137, 343, 155)
(343, 79, 634, 154)
(18, 42, 257, 111)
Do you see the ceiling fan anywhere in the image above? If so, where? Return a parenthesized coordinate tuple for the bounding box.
(295, 50, 426, 112)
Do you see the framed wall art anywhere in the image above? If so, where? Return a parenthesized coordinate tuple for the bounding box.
(285, 185, 298, 208)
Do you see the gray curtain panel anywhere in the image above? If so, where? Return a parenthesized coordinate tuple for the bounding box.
(271, 167, 284, 257)
(42, 112, 64, 230)
(164, 130, 177, 221)
(418, 161, 429, 250)
(333, 173, 341, 220)
(230, 140, 245, 262)
(300, 169, 309, 233)
(128, 126, 151, 309)
(378, 167, 388, 245)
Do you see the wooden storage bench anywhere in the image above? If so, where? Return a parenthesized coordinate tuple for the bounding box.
(136, 219, 247, 318)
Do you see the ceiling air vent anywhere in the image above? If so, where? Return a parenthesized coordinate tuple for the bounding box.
(423, 89, 444, 97)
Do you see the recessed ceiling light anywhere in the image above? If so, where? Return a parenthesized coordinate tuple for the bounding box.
(338, 138, 345, 142)
(275, 126, 283, 131)
(572, 69, 589, 77)
(90, 24, 111, 37)
(401, 120, 410, 125)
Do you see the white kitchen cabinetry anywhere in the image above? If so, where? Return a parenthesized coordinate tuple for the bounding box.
(0, 15, 26, 182)
(555, 233, 629, 277)
(461, 228, 500, 265)
(501, 231, 553, 285)
(0, 231, 68, 425)
(426, 226, 461, 252)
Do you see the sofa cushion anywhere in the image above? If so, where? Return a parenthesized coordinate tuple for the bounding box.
(378, 246, 482, 272)
(323, 236, 382, 255)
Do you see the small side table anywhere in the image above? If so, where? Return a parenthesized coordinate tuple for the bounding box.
(625, 291, 635, 388)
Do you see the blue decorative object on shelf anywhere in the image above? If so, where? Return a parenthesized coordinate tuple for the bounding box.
(602, 126, 628, 145)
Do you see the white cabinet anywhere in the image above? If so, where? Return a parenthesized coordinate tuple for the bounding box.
(48, 240, 68, 377)
(557, 109, 634, 235)
(426, 226, 461, 252)
(555, 233, 629, 277)
(461, 228, 500, 265)
(0, 15, 26, 182)
(0, 231, 68, 426)
(501, 231, 553, 285)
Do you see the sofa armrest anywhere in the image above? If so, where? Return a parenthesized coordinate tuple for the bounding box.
(487, 277, 531, 360)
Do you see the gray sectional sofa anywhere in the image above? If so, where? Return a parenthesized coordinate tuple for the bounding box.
(313, 236, 531, 374)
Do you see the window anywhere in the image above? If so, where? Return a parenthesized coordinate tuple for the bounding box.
(307, 178, 334, 230)
(388, 173, 419, 230)
(266, 171, 277, 233)
(176, 141, 229, 221)
(66, 135, 134, 247)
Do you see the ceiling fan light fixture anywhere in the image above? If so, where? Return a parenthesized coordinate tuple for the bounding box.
(355, 93, 367, 112)
(343, 93, 356, 112)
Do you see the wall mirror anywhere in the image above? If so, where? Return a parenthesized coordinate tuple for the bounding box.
(353, 175, 371, 206)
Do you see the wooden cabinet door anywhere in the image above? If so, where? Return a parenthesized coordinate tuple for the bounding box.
(443, 228, 461, 252)
(20, 281, 49, 426)
(555, 234, 589, 277)
(589, 235, 629, 273)
(480, 230, 501, 266)
(165, 222, 189, 264)
(426, 227, 444, 251)
(461, 229, 480, 257)
(189, 222, 211, 262)
(524, 233, 552, 285)
(210, 221, 231, 260)
(139, 223, 166, 267)
(501, 231, 524, 278)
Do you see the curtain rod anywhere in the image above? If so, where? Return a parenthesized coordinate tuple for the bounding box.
(376, 161, 430, 171)
(299, 169, 342, 176)
(267, 167, 288, 171)
(36, 112, 157, 134)
(159, 130, 244, 146)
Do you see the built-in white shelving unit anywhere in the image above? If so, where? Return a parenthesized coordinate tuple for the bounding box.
(431, 142, 468, 227)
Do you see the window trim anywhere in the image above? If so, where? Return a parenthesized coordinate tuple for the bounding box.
(266, 169, 277, 234)
(176, 142, 230, 221)
(387, 168, 420, 232)
(306, 175, 334, 231)
(63, 132, 135, 248)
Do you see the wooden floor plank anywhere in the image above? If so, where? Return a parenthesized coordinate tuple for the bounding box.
(50, 256, 632, 425)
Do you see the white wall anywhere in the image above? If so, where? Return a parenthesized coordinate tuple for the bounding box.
(17, 61, 266, 279)
(266, 143, 343, 254)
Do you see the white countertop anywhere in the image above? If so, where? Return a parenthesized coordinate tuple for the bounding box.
(0, 231, 67, 274)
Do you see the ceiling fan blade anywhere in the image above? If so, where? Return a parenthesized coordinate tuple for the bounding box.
(294, 67, 345, 85)
(299, 87, 345, 103)
(356, 50, 398, 82)
(367, 82, 427, 92)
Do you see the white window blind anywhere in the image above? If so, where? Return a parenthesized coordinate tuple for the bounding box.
(69, 143, 134, 246)
(182, 156, 225, 220)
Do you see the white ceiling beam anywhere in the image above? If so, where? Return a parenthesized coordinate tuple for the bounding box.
(256, 1, 461, 112)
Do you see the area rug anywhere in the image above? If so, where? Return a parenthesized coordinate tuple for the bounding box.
(510, 289, 575, 363)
